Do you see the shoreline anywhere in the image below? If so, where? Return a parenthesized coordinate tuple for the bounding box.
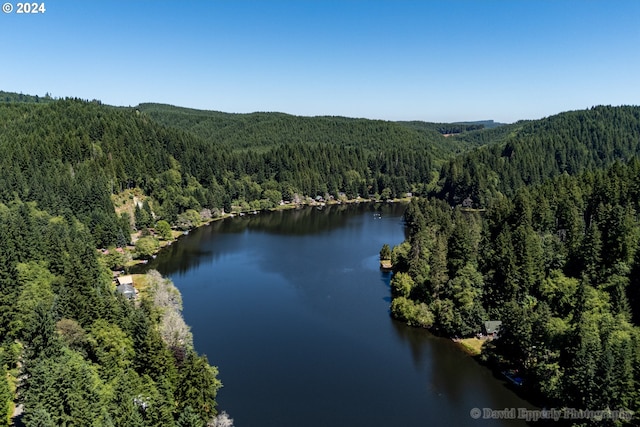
(120, 196, 412, 268)
(116, 199, 412, 421)
(125, 200, 539, 423)
(451, 336, 490, 357)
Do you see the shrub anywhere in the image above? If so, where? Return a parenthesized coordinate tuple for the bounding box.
(390, 297, 433, 328)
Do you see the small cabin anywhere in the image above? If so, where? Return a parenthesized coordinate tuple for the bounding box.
(116, 275, 135, 299)
(116, 283, 135, 299)
(483, 320, 502, 337)
(117, 275, 134, 286)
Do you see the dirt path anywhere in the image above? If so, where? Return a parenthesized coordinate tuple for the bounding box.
(11, 403, 24, 427)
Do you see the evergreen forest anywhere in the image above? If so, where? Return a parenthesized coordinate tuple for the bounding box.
(390, 106, 640, 425)
(1, 91, 640, 425)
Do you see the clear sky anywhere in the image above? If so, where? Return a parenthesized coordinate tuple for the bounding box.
(1, 0, 639, 123)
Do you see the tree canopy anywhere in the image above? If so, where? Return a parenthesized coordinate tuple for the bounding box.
(3, 90, 640, 424)
(392, 159, 640, 415)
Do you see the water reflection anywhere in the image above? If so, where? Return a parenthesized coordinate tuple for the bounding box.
(148, 202, 534, 427)
(139, 203, 406, 275)
(389, 310, 537, 424)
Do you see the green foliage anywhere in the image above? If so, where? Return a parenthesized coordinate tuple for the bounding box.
(394, 158, 640, 414)
(437, 106, 640, 206)
(176, 210, 202, 231)
(137, 102, 452, 155)
(0, 198, 220, 425)
(176, 406, 202, 427)
(379, 243, 391, 261)
(55, 318, 88, 354)
(135, 236, 160, 259)
(21, 348, 104, 427)
(390, 272, 414, 298)
(103, 247, 128, 270)
(23, 405, 55, 427)
(107, 371, 147, 427)
(0, 90, 54, 104)
(398, 120, 491, 136)
(390, 297, 434, 328)
(105, 369, 176, 427)
(175, 351, 222, 425)
(86, 319, 135, 379)
(0, 365, 10, 427)
(390, 241, 411, 272)
(262, 189, 282, 207)
(4, 93, 640, 424)
(443, 263, 485, 336)
(155, 220, 173, 240)
(135, 204, 152, 230)
(0, 95, 496, 239)
(539, 270, 579, 317)
(134, 102, 478, 203)
(22, 303, 59, 362)
(13, 262, 55, 338)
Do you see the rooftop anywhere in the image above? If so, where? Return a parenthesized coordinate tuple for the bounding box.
(117, 275, 134, 286)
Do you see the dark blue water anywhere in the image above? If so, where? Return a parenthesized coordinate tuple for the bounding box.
(148, 204, 533, 426)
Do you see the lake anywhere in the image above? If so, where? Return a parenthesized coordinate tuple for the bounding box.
(145, 203, 534, 426)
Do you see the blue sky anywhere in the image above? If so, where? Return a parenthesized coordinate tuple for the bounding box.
(1, 0, 639, 122)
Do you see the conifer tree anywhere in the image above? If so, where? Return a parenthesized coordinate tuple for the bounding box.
(175, 351, 222, 424)
(176, 405, 202, 427)
(0, 365, 10, 427)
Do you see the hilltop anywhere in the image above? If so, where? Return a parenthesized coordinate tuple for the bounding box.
(436, 105, 640, 206)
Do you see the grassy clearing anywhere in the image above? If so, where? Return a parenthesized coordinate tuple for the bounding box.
(271, 203, 298, 211)
(455, 337, 487, 356)
(132, 274, 149, 295)
(111, 188, 148, 216)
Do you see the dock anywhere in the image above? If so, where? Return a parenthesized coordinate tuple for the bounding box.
(380, 260, 393, 271)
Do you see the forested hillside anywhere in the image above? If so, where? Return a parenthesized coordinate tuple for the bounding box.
(137, 102, 458, 153)
(0, 90, 55, 104)
(3, 91, 640, 424)
(390, 159, 640, 421)
(388, 106, 640, 422)
(0, 99, 199, 247)
(0, 97, 225, 426)
(136, 103, 485, 194)
(437, 106, 640, 207)
(0, 93, 493, 426)
(0, 97, 474, 244)
(0, 201, 222, 426)
(396, 119, 505, 136)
